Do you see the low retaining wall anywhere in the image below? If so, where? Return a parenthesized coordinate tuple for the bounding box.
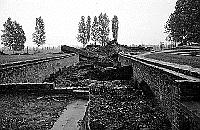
(0, 83, 54, 93)
(118, 53, 200, 130)
(0, 54, 79, 84)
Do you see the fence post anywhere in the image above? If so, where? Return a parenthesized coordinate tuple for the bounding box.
(27, 46, 28, 54)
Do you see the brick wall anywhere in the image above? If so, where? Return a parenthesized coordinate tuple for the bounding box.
(119, 54, 180, 129)
(119, 53, 200, 130)
(0, 54, 79, 84)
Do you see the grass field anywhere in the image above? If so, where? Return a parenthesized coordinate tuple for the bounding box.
(0, 53, 65, 65)
(144, 52, 200, 68)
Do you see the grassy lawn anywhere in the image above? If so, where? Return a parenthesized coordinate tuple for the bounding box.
(0, 54, 65, 65)
(0, 93, 75, 129)
(144, 52, 200, 68)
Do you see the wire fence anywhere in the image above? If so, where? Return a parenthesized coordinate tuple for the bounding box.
(0, 46, 62, 55)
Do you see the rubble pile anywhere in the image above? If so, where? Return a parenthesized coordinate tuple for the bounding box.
(89, 80, 172, 130)
(43, 61, 92, 88)
(43, 53, 172, 130)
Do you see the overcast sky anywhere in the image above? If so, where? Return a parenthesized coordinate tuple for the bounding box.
(0, 0, 177, 47)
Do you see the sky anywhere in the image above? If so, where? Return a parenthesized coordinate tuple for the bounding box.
(0, 0, 177, 47)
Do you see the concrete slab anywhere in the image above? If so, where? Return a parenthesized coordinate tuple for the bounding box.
(51, 100, 88, 130)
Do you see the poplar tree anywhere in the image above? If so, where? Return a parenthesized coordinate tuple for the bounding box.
(98, 13, 110, 46)
(77, 16, 87, 47)
(91, 16, 99, 45)
(112, 15, 119, 42)
(33, 16, 46, 47)
(86, 16, 91, 44)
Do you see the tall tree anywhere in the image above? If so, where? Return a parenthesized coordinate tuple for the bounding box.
(86, 16, 91, 43)
(165, 0, 200, 46)
(1, 17, 26, 51)
(112, 15, 119, 42)
(77, 16, 87, 47)
(98, 13, 110, 46)
(33, 16, 46, 47)
(91, 16, 99, 45)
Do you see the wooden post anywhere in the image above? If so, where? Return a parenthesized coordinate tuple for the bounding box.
(27, 46, 28, 54)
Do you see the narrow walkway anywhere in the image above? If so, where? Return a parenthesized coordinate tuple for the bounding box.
(51, 100, 88, 130)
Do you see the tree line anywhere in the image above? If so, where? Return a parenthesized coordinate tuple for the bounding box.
(165, 0, 200, 46)
(1, 16, 46, 51)
(77, 13, 119, 47)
